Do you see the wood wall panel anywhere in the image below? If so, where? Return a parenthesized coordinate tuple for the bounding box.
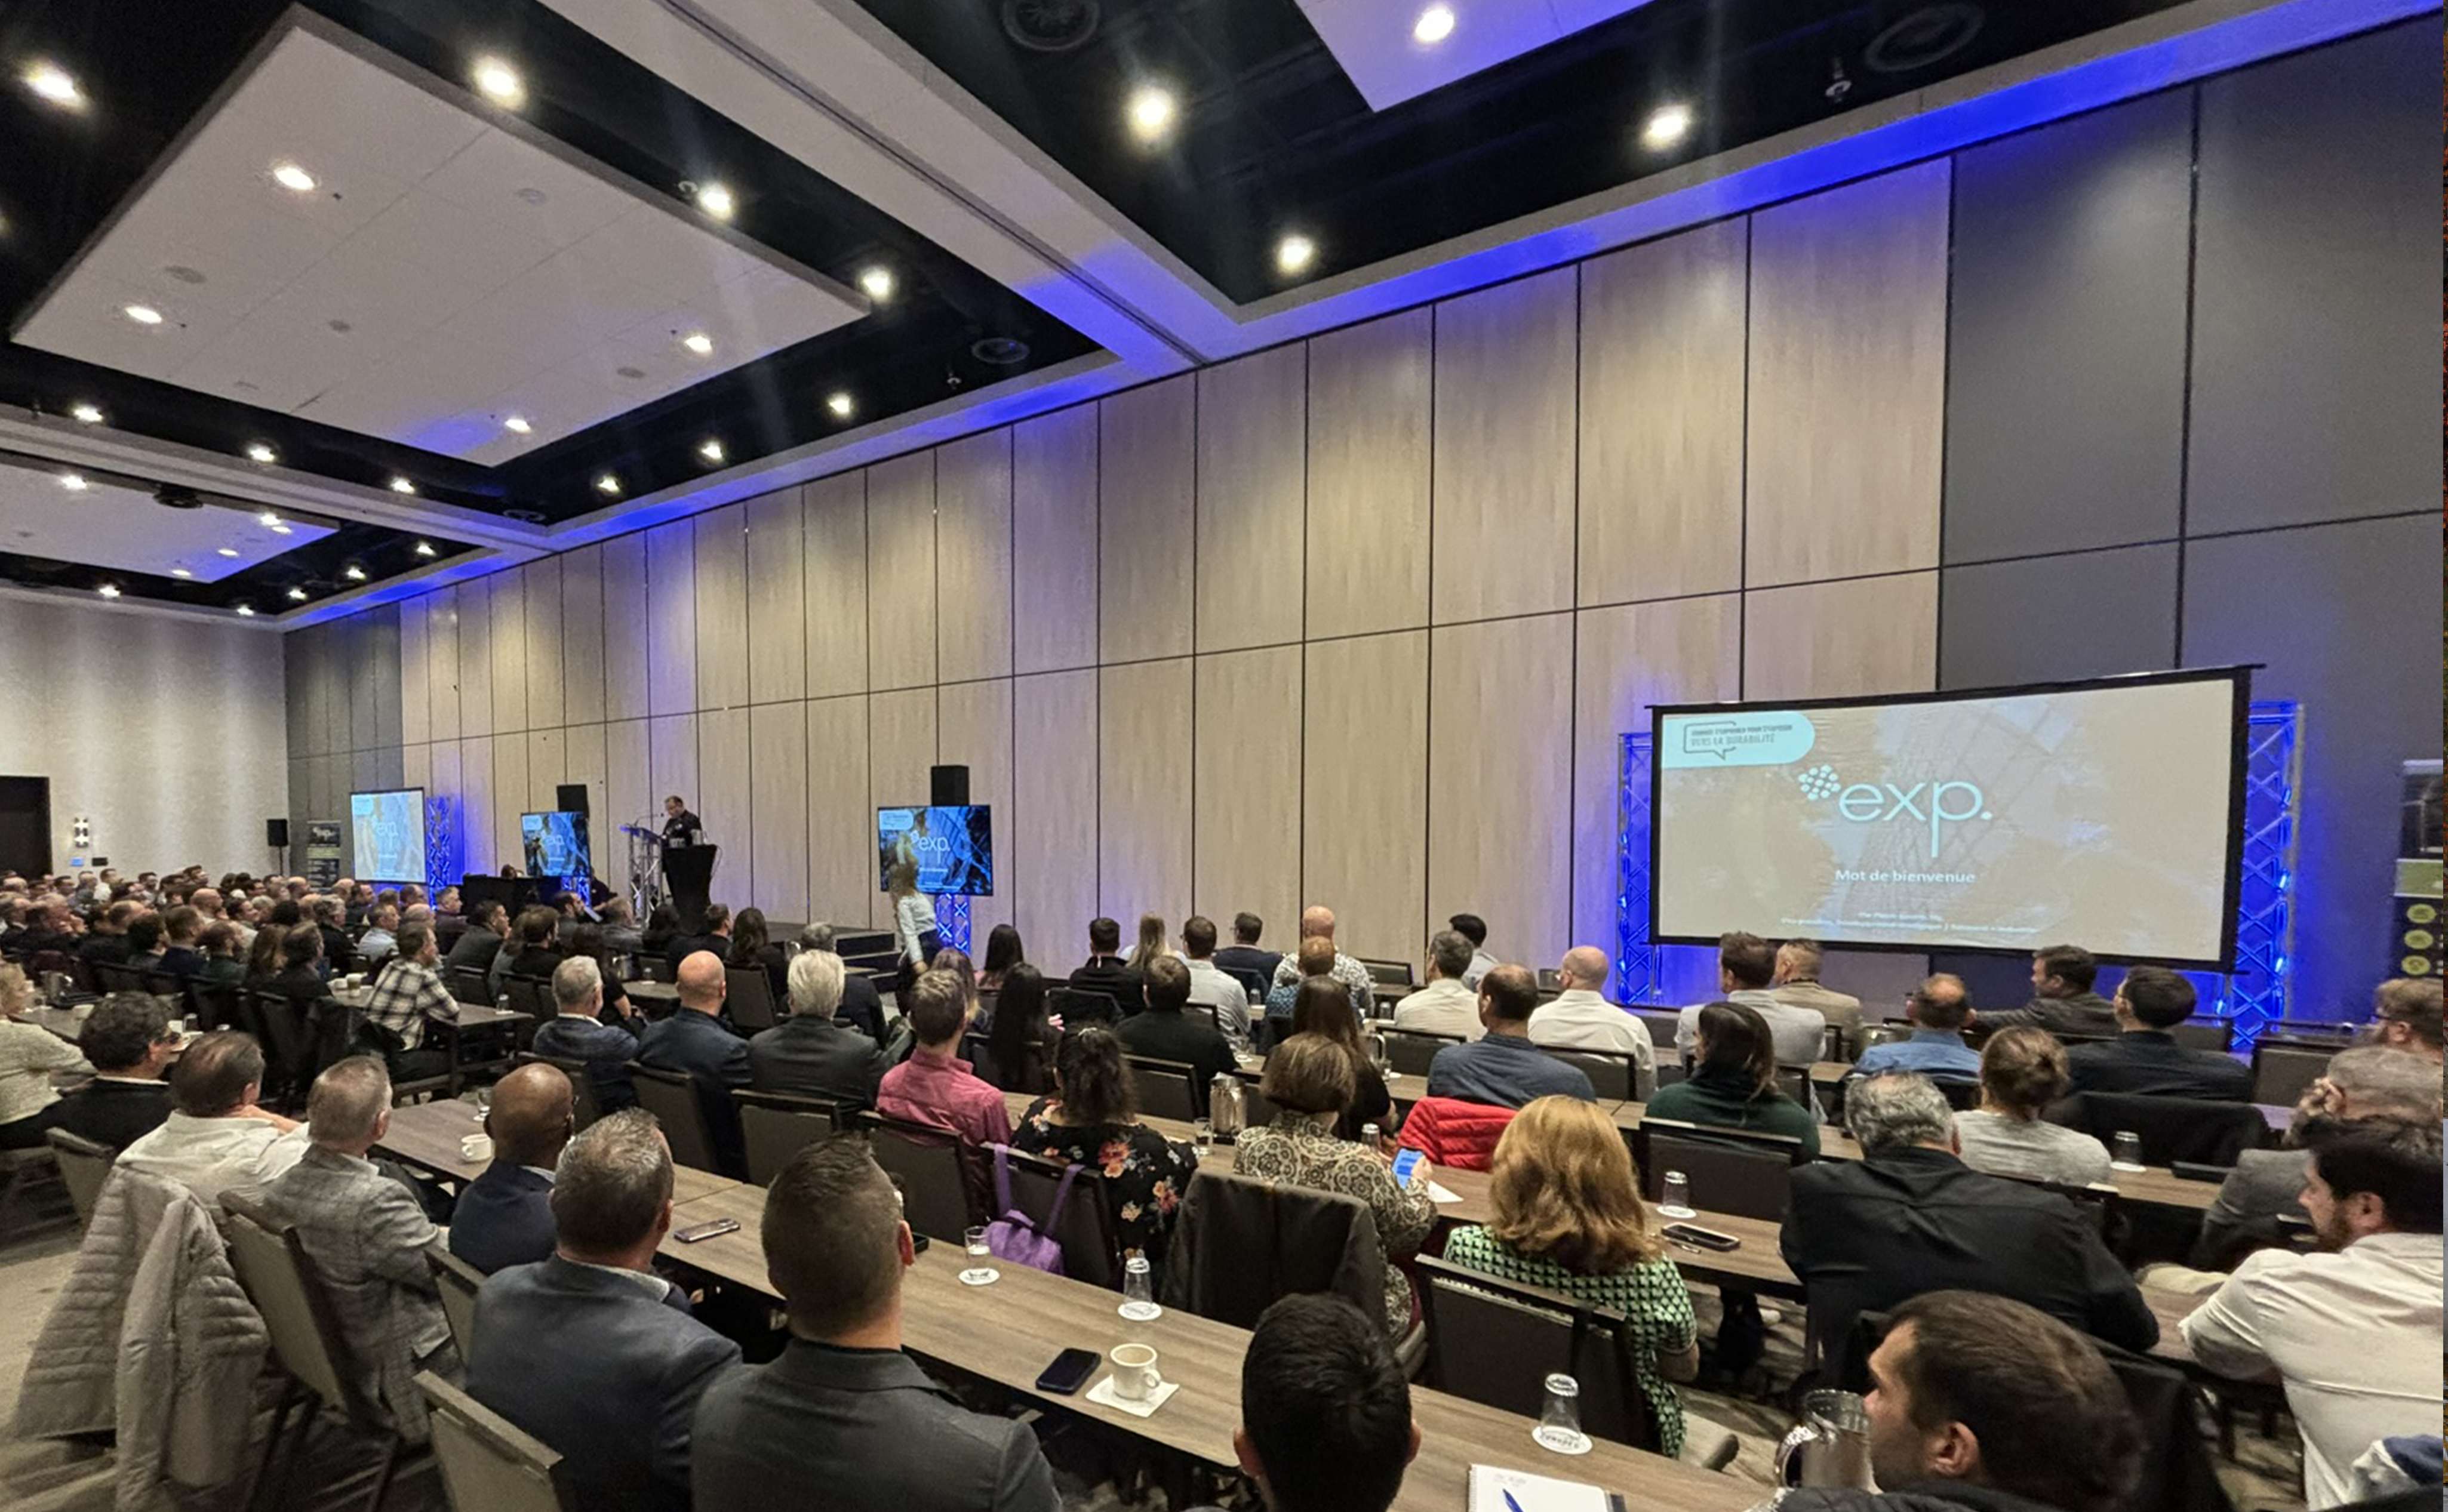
(645, 521, 699, 717)
(367, 607, 403, 753)
(1432, 267, 1578, 624)
(560, 723, 607, 840)
(1011, 407, 1100, 675)
(804, 472, 869, 698)
(1098, 377, 1195, 664)
(526, 727, 563, 814)
(521, 559, 565, 731)
(1742, 571, 1938, 701)
(399, 599, 429, 749)
(1098, 658, 1193, 925)
(937, 678, 1015, 939)
(1012, 670, 1097, 955)
(456, 580, 493, 738)
(425, 587, 461, 741)
(647, 715, 699, 836)
(743, 489, 806, 706)
(694, 505, 750, 712)
(400, 742, 430, 804)
(1306, 309, 1432, 639)
(1579, 219, 1748, 605)
(561, 546, 607, 726)
(604, 719, 650, 840)
(696, 706, 750, 901)
(1746, 161, 1950, 587)
(600, 535, 651, 723)
(1302, 631, 1426, 962)
(747, 703, 809, 919)
(456, 736, 493, 874)
(342, 618, 370, 753)
(491, 732, 529, 866)
(1191, 646, 1302, 942)
(935, 430, 1014, 683)
(1429, 614, 1576, 969)
(867, 687, 939, 929)
(1195, 346, 1307, 652)
(866, 453, 937, 692)
(488, 571, 527, 735)
(805, 694, 872, 929)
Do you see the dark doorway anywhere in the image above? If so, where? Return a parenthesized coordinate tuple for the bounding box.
(0, 777, 50, 877)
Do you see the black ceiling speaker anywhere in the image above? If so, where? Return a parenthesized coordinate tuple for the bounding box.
(1003, 0, 1098, 53)
(556, 784, 589, 814)
(153, 483, 204, 510)
(1864, 5, 1986, 75)
(931, 765, 970, 806)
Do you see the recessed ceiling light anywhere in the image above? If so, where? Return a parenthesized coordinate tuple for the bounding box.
(1274, 233, 1317, 276)
(825, 392, 854, 419)
(244, 441, 276, 464)
(595, 473, 621, 495)
(267, 523, 293, 535)
(68, 402, 103, 424)
(235, 604, 255, 617)
(389, 476, 416, 495)
(259, 511, 280, 526)
(681, 331, 713, 356)
(694, 182, 734, 219)
(857, 266, 895, 303)
(1641, 101, 1695, 150)
(216, 547, 241, 559)
(1125, 85, 1177, 144)
(696, 438, 725, 464)
(123, 303, 164, 325)
(170, 568, 193, 579)
(343, 563, 367, 581)
(287, 587, 309, 602)
(414, 540, 437, 558)
(270, 162, 316, 193)
(95, 584, 120, 599)
(503, 415, 532, 435)
(24, 62, 81, 109)
(472, 57, 524, 106)
(58, 473, 86, 492)
(1413, 4, 1457, 45)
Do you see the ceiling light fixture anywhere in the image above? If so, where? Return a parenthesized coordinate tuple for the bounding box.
(58, 473, 86, 491)
(216, 547, 241, 559)
(343, 563, 367, 581)
(170, 568, 193, 579)
(245, 442, 276, 464)
(503, 415, 532, 435)
(681, 331, 713, 356)
(259, 511, 280, 526)
(825, 392, 854, 420)
(414, 540, 437, 558)
(1640, 101, 1694, 150)
(69, 402, 104, 424)
(287, 586, 309, 602)
(270, 162, 316, 193)
(96, 584, 120, 599)
(694, 182, 735, 219)
(1125, 85, 1177, 144)
(697, 438, 725, 464)
(472, 57, 524, 106)
(235, 604, 256, 617)
(1413, 4, 1457, 45)
(23, 62, 81, 109)
(389, 476, 416, 495)
(1274, 233, 1317, 276)
(123, 303, 164, 325)
(857, 266, 895, 303)
(594, 473, 621, 495)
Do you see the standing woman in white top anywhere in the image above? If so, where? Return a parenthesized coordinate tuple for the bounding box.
(887, 857, 940, 997)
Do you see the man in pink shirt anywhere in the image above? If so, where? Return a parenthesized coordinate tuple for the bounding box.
(877, 969, 1011, 1146)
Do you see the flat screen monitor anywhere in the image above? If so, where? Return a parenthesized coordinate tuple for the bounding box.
(349, 788, 428, 887)
(519, 811, 592, 885)
(1650, 667, 2248, 967)
(877, 805, 994, 897)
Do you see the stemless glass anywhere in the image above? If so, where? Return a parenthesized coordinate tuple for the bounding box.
(959, 1225, 998, 1286)
(1532, 1373, 1592, 1454)
(2110, 1131, 2146, 1171)
(1191, 1117, 1213, 1156)
(1118, 1254, 1162, 1320)
(1659, 1169, 1696, 1219)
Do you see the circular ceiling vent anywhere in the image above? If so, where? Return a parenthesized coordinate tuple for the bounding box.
(1002, 0, 1098, 53)
(502, 507, 548, 523)
(152, 484, 204, 510)
(1863, 5, 1984, 75)
(971, 335, 1031, 366)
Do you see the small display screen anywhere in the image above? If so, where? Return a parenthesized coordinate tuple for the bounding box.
(877, 806, 994, 896)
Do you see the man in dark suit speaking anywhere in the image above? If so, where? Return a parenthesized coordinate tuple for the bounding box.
(661, 795, 702, 851)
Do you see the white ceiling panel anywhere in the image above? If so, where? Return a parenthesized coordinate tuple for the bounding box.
(1293, 0, 1653, 111)
(0, 459, 333, 583)
(16, 19, 866, 460)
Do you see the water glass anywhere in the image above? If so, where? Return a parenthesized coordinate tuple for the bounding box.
(1659, 1169, 1695, 1218)
(1191, 1118, 1213, 1156)
(1359, 1122, 1381, 1150)
(1118, 1254, 1161, 1320)
(472, 1087, 492, 1123)
(2110, 1131, 2146, 1170)
(1533, 1372, 1592, 1455)
(960, 1225, 998, 1286)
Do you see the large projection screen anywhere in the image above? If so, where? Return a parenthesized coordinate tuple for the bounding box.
(349, 787, 428, 888)
(1650, 669, 2249, 967)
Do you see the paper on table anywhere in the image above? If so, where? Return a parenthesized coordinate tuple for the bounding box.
(1466, 1462, 1619, 1512)
(1427, 1180, 1462, 1205)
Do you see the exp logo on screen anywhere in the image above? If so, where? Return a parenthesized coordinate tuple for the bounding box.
(1799, 767, 1994, 858)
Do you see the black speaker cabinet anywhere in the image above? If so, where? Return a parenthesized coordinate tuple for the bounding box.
(556, 783, 589, 814)
(930, 765, 970, 806)
(266, 818, 290, 848)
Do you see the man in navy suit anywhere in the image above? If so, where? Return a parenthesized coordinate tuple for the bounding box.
(636, 952, 752, 1176)
(532, 956, 642, 1110)
(466, 1110, 742, 1512)
(449, 1061, 575, 1274)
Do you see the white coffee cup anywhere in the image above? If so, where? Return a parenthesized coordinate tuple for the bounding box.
(1108, 1342, 1161, 1402)
(460, 1132, 494, 1163)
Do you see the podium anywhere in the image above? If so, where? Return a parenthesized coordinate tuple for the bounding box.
(664, 845, 717, 932)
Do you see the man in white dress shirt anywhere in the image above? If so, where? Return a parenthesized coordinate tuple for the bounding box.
(1180, 916, 1253, 1052)
(1525, 946, 1655, 1097)
(116, 1031, 309, 1205)
(1675, 932, 1826, 1069)
(1391, 931, 1484, 1042)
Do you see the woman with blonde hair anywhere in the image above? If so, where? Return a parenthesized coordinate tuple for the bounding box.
(1954, 1025, 2112, 1185)
(1442, 1095, 1699, 1456)
(0, 962, 88, 1147)
(886, 856, 939, 994)
(1124, 913, 1172, 975)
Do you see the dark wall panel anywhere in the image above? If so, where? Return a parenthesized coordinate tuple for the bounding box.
(364, 605, 403, 753)
(1938, 544, 2179, 691)
(2187, 20, 2438, 534)
(1943, 91, 2193, 563)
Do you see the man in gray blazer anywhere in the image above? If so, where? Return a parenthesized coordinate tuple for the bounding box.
(749, 949, 911, 1114)
(691, 1137, 1059, 1511)
(466, 1109, 741, 1512)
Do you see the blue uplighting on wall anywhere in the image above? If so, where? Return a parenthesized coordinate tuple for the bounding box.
(424, 794, 459, 903)
(934, 894, 972, 955)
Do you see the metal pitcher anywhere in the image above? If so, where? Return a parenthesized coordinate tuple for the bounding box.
(1774, 1389, 1874, 1490)
(1208, 1073, 1244, 1139)
(1362, 1024, 1389, 1074)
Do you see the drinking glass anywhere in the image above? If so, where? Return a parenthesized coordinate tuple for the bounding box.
(1118, 1254, 1162, 1320)
(1533, 1373, 1591, 1454)
(959, 1225, 998, 1286)
(1191, 1118, 1213, 1156)
(1659, 1169, 1696, 1218)
(2110, 1131, 2146, 1171)
(472, 1086, 491, 1123)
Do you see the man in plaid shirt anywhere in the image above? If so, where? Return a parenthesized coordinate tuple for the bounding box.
(364, 920, 454, 1082)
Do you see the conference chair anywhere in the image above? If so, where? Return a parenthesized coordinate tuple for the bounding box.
(1123, 1054, 1203, 1121)
(997, 1144, 1122, 1286)
(1629, 1009, 1679, 1049)
(1220, 964, 1269, 1003)
(42, 1128, 113, 1233)
(2170, 1016, 2237, 1054)
(513, 1052, 604, 1129)
(500, 974, 555, 1027)
(415, 1371, 580, 1512)
(856, 1110, 978, 1241)
(1358, 957, 1414, 989)
(1931, 1077, 1982, 1112)
(1161, 1168, 1426, 1373)
(249, 989, 312, 1108)
(93, 962, 143, 994)
(185, 977, 239, 1031)
(445, 967, 496, 1011)
(2248, 1038, 2334, 1108)
(1414, 1254, 1663, 1454)
(2266, 1018, 2355, 1041)
(2046, 1092, 2269, 1169)
(0, 1142, 70, 1239)
(1050, 986, 1121, 1026)
(425, 1247, 488, 1364)
(1382, 1028, 1460, 1079)
(624, 1063, 722, 1175)
(1626, 1117, 1809, 1221)
(733, 1089, 841, 1186)
(723, 966, 779, 1032)
(1537, 1046, 1649, 1101)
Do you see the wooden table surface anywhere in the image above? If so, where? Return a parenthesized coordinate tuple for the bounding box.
(376, 1096, 736, 1203)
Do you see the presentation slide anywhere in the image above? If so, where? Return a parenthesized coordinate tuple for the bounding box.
(520, 812, 592, 882)
(1652, 671, 2244, 965)
(877, 806, 995, 897)
(349, 788, 427, 886)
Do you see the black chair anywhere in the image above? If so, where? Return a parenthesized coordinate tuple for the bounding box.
(1932, 1076, 1982, 1111)
(501, 974, 555, 1026)
(446, 966, 497, 1010)
(624, 1062, 722, 1174)
(733, 1089, 841, 1186)
(1357, 958, 1414, 989)
(184, 977, 240, 1031)
(1050, 986, 1121, 1026)
(42, 1128, 113, 1231)
(1536, 1046, 1646, 1101)
(1382, 1029, 1460, 1079)
(2170, 1017, 2236, 1054)
(1123, 1054, 1202, 1121)
(995, 1145, 1121, 1287)
(857, 1110, 978, 1241)
(514, 1051, 604, 1129)
(93, 962, 144, 994)
(1414, 1255, 1659, 1451)
(724, 967, 779, 1032)
(1221, 965, 1269, 1003)
(2045, 1092, 2271, 1168)
(2249, 1039, 2334, 1108)
(1625, 1117, 1809, 1221)
(250, 989, 313, 1107)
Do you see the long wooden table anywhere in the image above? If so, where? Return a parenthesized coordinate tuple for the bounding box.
(376, 1095, 738, 1202)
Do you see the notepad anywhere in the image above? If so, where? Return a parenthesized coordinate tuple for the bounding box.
(1466, 1463, 1623, 1512)
(1427, 1180, 1462, 1205)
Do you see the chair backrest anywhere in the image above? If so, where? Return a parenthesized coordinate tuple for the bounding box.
(1537, 1046, 1638, 1101)
(2169, 1017, 2235, 1054)
(1932, 1076, 1982, 1111)
(1161, 1168, 1384, 1328)
(625, 1062, 722, 1174)
(94, 962, 142, 994)
(426, 1246, 489, 1363)
(2249, 1040, 2334, 1108)
(1414, 1255, 1658, 1451)
(502, 974, 555, 1024)
(734, 1089, 841, 1186)
(1772, 1066, 1811, 1106)
(447, 966, 497, 1009)
(184, 977, 239, 1031)
(248, 989, 310, 1098)
(2046, 1092, 2270, 1168)
(997, 1145, 1121, 1288)
(1221, 965, 1269, 1002)
(857, 1110, 977, 1240)
(1382, 1029, 1459, 1078)
(1050, 986, 1120, 1026)
(1628, 1117, 1807, 1221)
(416, 1370, 579, 1512)
(1358, 957, 1414, 988)
(43, 1128, 114, 1230)
(724, 967, 779, 1031)
(1124, 1054, 1201, 1121)
(219, 1190, 377, 1427)
(515, 1052, 604, 1130)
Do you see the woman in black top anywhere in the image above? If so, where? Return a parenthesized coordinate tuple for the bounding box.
(639, 904, 680, 962)
(1280, 975, 1397, 1144)
(979, 924, 1025, 994)
(980, 964, 1054, 1095)
(1011, 1027, 1198, 1276)
(726, 907, 789, 1000)
(568, 923, 629, 1017)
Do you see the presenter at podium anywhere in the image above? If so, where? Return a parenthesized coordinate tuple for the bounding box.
(660, 795, 714, 932)
(662, 795, 702, 852)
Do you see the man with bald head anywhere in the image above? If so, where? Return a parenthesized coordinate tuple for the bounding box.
(636, 951, 751, 1176)
(1524, 944, 1656, 1095)
(1267, 904, 1376, 1015)
(450, 1062, 578, 1274)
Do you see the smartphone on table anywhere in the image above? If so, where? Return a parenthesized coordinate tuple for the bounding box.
(1660, 1221, 1740, 1251)
(673, 1216, 740, 1243)
(1035, 1348, 1100, 1396)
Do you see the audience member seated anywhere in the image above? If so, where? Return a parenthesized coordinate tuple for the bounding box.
(466, 1109, 742, 1512)
(1448, 911, 1497, 990)
(876, 968, 1011, 1146)
(1237, 1035, 1434, 1337)
(1973, 944, 2121, 1039)
(116, 1030, 306, 1201)
(1770, 938, 1865, 1059)
(977, 923, 1025, 993)
(1212, 1295, 1418, 1512)
(1180, 916, 1252, 1051)
(257, 1057, 451, 1437)
(596, 897, 643, 956)
(153, 906, 205, 978)
(725, 907, 790, 1002)
(568, 923, 631, 1020)
(1391, 930, 1486, 1042)
(43, 992, 175, 1149)
(636, 952, 752, 1175)
(1642, 1000, 1821, 1157)
(444, 900, 508, 978)
(362, 921, 454, 1083)
(1951, 1027, 2110, 1187)
(690, 1137, 1060, 1511)
(1674, 932, 1825, 1068)
(1773, 1290, 2144, 1512)
(273, 922, 338, 1011)
(639, 903, 680, 961)
(1782, 1073, 2155, 1357)
(1011, 1026, 1197, 1273)
(1123, 913, 1176, 977)
(665, 902, 733, 976)
(1526, 945, 1657, 1089)
(450, 1061, 577, 1274)
(2361, 975, 2442, 1062)
(749, 949, 908, 1115)
(1849, 975, 1980, 1082)
(123, 914, 167, 972)
(1117, 955, 1238, 1094)
(1425, 965, 1595, 1109)
(1067, 916, 1142, 1019)
(1280, 976, 1397, 1142)
(2063, 966, 2249, 1100)
(313, 895, 359, 975)
(0, 962, 87, 1146)
(356, 904, 400, 966)
(1211, 911, 1282, 993)
(76, 901, 137, 968)
(2183, 1118, 2442, 1510)
(976, 964, 1055, 1095)
(801, 923, 883, 1042)
(534, 955, 642, 1111)
(1262, 937, 1341, 1032)
(1266, 905, 1377, 1015)
(505, 906, 566, 981)
(1441, 1097, 1700, 1458)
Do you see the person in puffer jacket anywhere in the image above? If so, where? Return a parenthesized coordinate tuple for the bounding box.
(1749, 1290, 2141, 1512)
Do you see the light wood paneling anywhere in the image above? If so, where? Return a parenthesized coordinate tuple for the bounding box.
(804, 472, 869, 699)
(456, 736, 490, 874)
(1307, 309, 1432, 640)
(1570, 596, 1743, 951)
(744, 489, 806, 706)
(805, 694, 872, 928)
(399, 598, 429, 749)
(605, 719, 650, 838)
(645, 521, 698, 716)
(1099, 658, 1193, 925)
(748, 703, 809, 918)
(1013, 670, 1097, 956)
(428, 740, 463, 874)
(1433, 267, 1578, 624)
(457, 578, 493, 738)
(400, 741, 430, 803)
(526, 727, 564, 814)
(1428, 614, 1576, 969)
(694, 505, 750, 712)
(1196, 346, 1306, 652)
(560, 723, 607, 840)
(1099, 377, 1195, 664)
(425, 587, 461, 741)
(522, 559, 565, 731)
(491, 732, 529, 865)
(936, 430, 1014, 683)
(601, 535, 651, 723)
(1192, 646, 1301, 942)
(561, 546, 607, 726)
(1302, 631, 1426, 963)
(648, 715, 699, 836)
(937, 678, 1015, 939)
(1579, 219, 1749, 605)
(697, 706, 749, 902)
(488, 571, 527, 735)
(1742, 571, 1938, 701)
(868, 687, 939, 929)
(866, 453, 937, 692)
(1746, 161, 1951, 587)
(1011, 407, 1100, 675)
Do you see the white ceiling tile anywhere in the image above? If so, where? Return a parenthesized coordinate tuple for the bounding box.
(564, 205, 768, 306)
(154, 100, 415, 245)
(0, 460, 331, 583)
(436, 251, 676, 369)
(350, 189, 557, 295)
(16, 273, 244, 380)
(232, 29, 487, 183)
(564, 331, 706, 395)
(168, 298, 419, 411)
(417, 128, 642, 246)
(296, 330, 551, 442)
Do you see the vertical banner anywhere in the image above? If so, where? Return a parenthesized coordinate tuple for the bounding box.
(2391, 760, 2441, 980)
(305, 820, 343, 890)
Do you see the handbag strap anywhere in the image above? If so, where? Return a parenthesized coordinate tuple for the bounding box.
(1042, 1160, 1081, 1229)
(992, 1142, 1017, 1214)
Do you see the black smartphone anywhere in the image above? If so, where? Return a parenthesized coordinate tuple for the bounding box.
(1661, 1222, 1740, 1252)
(1035, 1348, 1100, 1396)
(672, 1217, 741, 1243)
